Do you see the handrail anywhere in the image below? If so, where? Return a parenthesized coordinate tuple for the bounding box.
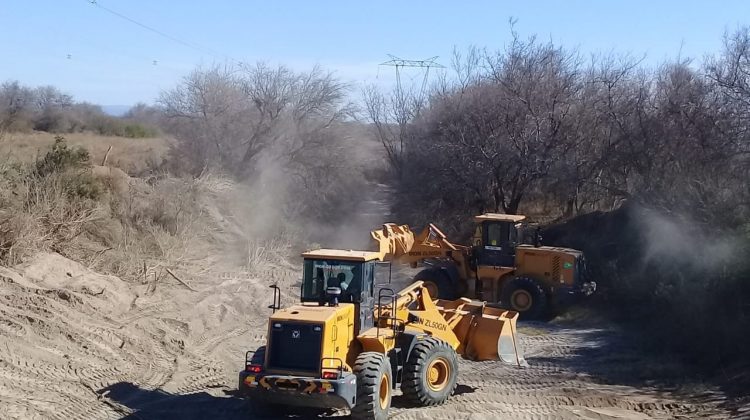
(268, 284, 281, 313)
(375, 287, 397, 338)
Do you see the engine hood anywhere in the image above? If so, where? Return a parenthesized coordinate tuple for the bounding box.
(270, 303, 354, 323)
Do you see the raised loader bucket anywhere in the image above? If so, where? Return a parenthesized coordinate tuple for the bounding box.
(435, 298, 526, 366)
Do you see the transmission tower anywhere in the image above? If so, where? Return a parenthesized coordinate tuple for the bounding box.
(380, 55, 445, 104)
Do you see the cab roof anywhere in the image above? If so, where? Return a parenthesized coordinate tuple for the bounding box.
(474, 213, 526, 223)
(301, 248, 382, 262)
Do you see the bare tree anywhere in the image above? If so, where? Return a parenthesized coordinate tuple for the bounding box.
(160, 63, 350, 178)
(373, 26, 750, 232)
(158, 62, 364, 229)
(707, 28, 750, 106)
(362, 84, 416, 175)
(397, 36, 583, 220)
(159, 65, 246, 174)
(0, 81, 35, 132)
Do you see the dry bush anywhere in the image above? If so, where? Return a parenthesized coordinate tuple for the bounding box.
(0, 138, 231, 283)
(0, 139, 105, 264)
(245, 235, 294, 272)
(0, 131, 170, 175)
(87, 170, 231, 280)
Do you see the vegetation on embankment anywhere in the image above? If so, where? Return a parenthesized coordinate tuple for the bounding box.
(0, 63, 383, 280)
(0, 135, 222, 280)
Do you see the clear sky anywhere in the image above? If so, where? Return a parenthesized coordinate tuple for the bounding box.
(2, 1, 748, 106)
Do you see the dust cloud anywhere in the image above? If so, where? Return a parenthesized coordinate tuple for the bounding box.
(205, 129, 389, 269)
(637, 206, 739, 271)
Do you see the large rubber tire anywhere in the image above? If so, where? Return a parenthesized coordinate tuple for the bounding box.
(415, 269, 457, 300)
(245, 346, 283, 415)
(501, 277, 548, 320)
(352, 352, 392, 420)
(250, 345, 265, 365)
(401, 337, 459, 407)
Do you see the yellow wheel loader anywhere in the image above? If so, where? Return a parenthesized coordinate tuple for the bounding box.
(238, 248, 525, 420)
(371, 213, 596, 319)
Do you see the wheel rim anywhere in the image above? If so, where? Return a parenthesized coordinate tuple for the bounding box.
(426, 358, 450, 391)
(378, 373, 390, 409)
(511, 289, 533, 312)
(423, 281, 439, 299)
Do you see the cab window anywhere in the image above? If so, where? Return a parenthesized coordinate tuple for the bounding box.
(362, 263, 374, 296)
(484, 221, 518, 247)
(486, 223, 507, 246)
(302, 259, 363, 302)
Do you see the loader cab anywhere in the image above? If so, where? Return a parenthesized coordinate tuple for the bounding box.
(473, 213, 526, 267)
(300, 249, 378, 333)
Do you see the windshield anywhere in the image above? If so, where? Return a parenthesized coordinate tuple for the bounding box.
(302, 259, 363, 302)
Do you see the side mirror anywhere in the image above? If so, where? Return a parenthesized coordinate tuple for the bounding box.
(534, 227, 543, 247)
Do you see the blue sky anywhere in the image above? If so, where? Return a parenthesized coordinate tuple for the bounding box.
(2, 1, 748, 106)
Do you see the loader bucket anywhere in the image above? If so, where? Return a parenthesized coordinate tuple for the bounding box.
(435, 298, 526, 366)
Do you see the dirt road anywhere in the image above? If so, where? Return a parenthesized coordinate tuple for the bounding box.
(0, 252, 744, 419)
(389, 326, 731, 420)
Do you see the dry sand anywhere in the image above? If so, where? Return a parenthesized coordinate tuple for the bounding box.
(0, 252, 744, 419)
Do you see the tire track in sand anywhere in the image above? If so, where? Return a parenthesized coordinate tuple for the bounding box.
(0, 254, 739, 419)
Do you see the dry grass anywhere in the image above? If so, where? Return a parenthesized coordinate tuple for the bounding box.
(0, 137, 232, 282)
(0, 131, 171, 174)
(87, 171, 220, 281)
(0, 133, 302, 285)
(0, 158, 105, 265)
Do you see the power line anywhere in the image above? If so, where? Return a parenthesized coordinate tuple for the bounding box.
(85, 0, 243, 65)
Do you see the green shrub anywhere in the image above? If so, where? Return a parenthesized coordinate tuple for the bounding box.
(34, 136, 90, 177)
(121, 123, 158, 138)
(33, 136, 101, 199)
(87, 116, 158, 138)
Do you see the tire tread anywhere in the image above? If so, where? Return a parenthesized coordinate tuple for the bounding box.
(401, 337, 458, 407)
(352, 352, 391, 420)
